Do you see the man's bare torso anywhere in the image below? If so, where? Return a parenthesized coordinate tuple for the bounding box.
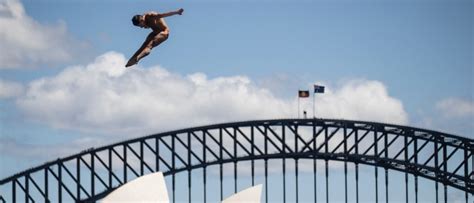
(144, 13, 169, 33)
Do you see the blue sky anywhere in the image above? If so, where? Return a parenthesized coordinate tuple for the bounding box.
(0, 0, 472, 201)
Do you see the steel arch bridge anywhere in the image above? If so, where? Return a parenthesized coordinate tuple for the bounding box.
(1, 119, 473, 202)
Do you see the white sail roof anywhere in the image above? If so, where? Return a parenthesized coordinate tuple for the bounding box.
(101, 172, 169, 203)
(222, 184, 262, 203)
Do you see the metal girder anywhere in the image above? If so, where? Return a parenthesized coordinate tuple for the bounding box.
(1, 118, 472, 202)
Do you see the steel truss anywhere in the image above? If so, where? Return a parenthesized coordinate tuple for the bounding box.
(1, 119, 473, 202)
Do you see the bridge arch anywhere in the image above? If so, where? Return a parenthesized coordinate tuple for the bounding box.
(1, 119, 472, 202)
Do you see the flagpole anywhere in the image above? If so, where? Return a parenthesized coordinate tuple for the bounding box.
(313, 89, 315, 118)
(298, 96, 300, 118)
(313, 85, 325, 119)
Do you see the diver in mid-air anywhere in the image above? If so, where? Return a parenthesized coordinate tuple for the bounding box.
(126, 8, 184, 67)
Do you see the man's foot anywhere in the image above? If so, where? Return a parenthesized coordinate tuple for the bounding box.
(125, 58, 137, 68)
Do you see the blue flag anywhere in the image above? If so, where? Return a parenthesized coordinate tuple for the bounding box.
(314, 85, 325, 93)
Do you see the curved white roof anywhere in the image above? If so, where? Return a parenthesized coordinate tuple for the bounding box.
(101, 172, 169, 203)
(222, 184, 262, 203)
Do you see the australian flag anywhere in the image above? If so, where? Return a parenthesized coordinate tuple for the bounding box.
(314, 85, 325, 93)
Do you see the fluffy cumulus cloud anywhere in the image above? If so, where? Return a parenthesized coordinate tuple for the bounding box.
(0, 0, 87, 68)
(16, 51, 408, 136)
(0, 79, 23, 99)
(436, 97, 474, 118)
(16, 51, 292, 135)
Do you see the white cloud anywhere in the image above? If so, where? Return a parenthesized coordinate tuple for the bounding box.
(0, 0, 88, 69)
(436, 97, 474, 118)
(0, 79, 23, 99)
(16, 51, 408, 136)
(16, 51, 292, 135)
(303, 79, 408, 125)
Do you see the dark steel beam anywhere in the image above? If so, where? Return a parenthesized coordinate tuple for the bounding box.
(1, 119, 472, 203)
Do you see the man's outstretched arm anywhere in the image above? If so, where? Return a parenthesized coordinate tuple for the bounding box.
(147, 8, 183, 18)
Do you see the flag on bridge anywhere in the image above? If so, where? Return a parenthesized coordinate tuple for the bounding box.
(312, 84, 325, 118)
(298, 90, 309, 118)
(314, 85, 325, 93)
(298, 90, 310, 98)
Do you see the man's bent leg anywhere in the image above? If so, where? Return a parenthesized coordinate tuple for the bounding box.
(126, 32, 169, 67)
(126, 32, 156, 67)
(135, 32, 168, 62)
(151, 32, 169, 47)
(136, 46, 152, 62)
